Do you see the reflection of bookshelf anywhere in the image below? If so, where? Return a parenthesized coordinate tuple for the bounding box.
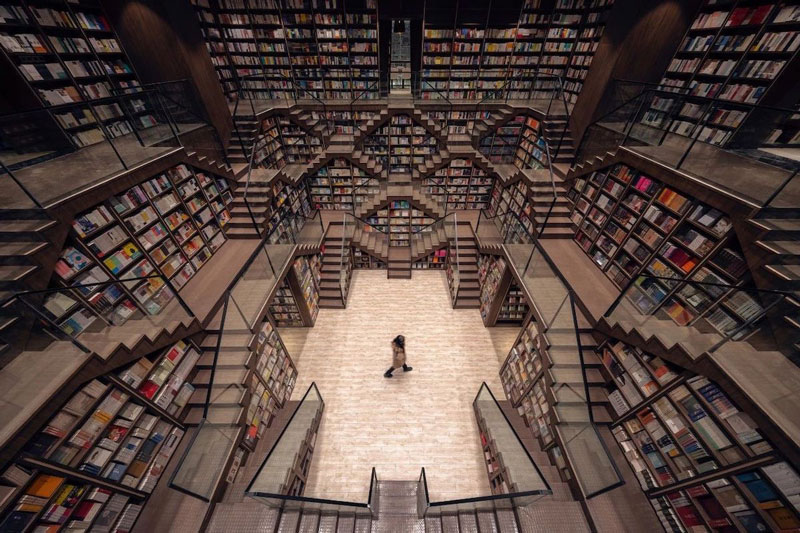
(567, 162, 764, 337)
(0, 373, 186, 532)
(423, 158, 492, 210)
(601, 338, 800, 533)
(49, 163, 232, 335)
(648, 1, 800, 147)
(0, 0, 155, 148)
(362, 114, 438, 174)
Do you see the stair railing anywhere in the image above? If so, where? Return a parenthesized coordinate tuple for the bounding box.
(604, 273, 797, 365)
(470, 77, 516, 140)
(292, 84, 333, 142)
(349, 79, 380, 138)
(411, 74, 453, 134)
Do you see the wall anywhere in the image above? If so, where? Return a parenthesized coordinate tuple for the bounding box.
(569, 0, 701, 146)
(101, 0, 233, 147)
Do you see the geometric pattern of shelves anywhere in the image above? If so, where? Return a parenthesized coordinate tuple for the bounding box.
(0, 369, 186, 532)
(487, 178, 536, 243)
(600, 339, 800, 533)
(308, 157, 374, 211)
(366, 202, 434, 247)
(190, 0, 379, 101)
(422, 158, 492, 210)
(479, 115, 547, 170)
(49, 163, 232, 336)
(650, 1, 800, 146)
(361, 114, 439, 174)
(0, 0, 152, 148)
(567, 162, 762, 338)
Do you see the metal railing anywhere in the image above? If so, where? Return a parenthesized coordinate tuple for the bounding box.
(0, 81, 223, 209)
(415, 383, 552, 517)
(571, 79, 800, 207)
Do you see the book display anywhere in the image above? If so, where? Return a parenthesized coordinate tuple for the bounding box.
(412, 249, 448, 270)
(266, 179, 312, 242)
(479, 114, 548, 170)
(292, 255, 321, 324)
(189, 0, 379, 101)
(0, 0, 158, 148)
(567, 162, 764, 337)
(353, 247, 385, 269)
(497, 281, 529, 324)
(308, 157, 375, 211)
(269, 279, 304, 327)
(477, 254, 523, 326)
(49, 163, 232, 336)
(487, 178, 536, 243)
(360, 114, 439, 174)
(423, 158, 493, 211)
(0, 374, 186, 532)
(602, 341, 800, 532)
(648, 0, 800, 146)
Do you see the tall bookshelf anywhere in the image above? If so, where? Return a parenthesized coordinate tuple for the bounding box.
(423, 158, 493, 211)
(189, 0, 379, 101)
(487, 178, 536, 243)
(308, 157, 374, 211)
(479, 114, 548, 169)
(0, 0, 158, 148)
(266, 178, 311, 241)
(0, 338, 194, 533)
(648, 0, 800, 146)
(251, 115, 286, 169)
(567, 162, 764, 338)
(48, 163, 233, 336)
(599, 339, 800, 533)
(361, 114, 439, 174)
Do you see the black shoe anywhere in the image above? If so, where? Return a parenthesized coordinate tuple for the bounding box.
(403, 365, 413, 372)
(384, 371, 393, 378)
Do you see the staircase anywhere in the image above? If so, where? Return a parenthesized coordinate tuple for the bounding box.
(452, 221, 481, 308)
(542, 118, 576, 167)
(351, 225, 388, 264)
(411, 181, 446, 219)
(470, 107, 516, 145)
(230, 115, 260, 165)
(410, 224, 449, 262)
(354, 182, 387, 219)
(319, 222, 350, 308)
(351, 109, 390, 147)
(412, 148, 450, 180)
(411, 108, 449, 143)
(288, 108, 329, 138)
(529, 173, 574, 240)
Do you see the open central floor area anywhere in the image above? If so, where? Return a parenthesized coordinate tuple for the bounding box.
(280, 269, 518, 503)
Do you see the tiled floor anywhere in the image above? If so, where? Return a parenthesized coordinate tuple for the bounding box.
(279, 269, 519, 503)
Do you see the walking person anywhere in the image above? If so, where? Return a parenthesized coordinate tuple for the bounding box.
(384, 335, 412, 378)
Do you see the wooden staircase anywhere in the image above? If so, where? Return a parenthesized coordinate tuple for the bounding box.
(351, 225, 388, 264)
(451, 221, 481, 308)
(318, 222, 350, 308)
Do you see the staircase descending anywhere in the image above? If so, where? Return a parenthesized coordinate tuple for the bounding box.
(288, 108, 329, 138)
(229, 115, 260, 165)
(354, 182, 388, 219)
(319, 221, 349, 308)
(542, 118, 576, 166)
(228, 168, 276, 240)
(351, 225, 388, 264)
(452, 221, 481, 308)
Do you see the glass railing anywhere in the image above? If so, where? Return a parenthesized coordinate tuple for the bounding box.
(0, 82, 225, 209)
(448, 213, 460, 305)
(340, 214, 354, 306)
(504, 242, 625, 498)
(572, 80, 800, 206)
(415, 383, 552, 516)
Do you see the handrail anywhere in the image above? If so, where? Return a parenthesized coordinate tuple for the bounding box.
(350, 79, 380, 137)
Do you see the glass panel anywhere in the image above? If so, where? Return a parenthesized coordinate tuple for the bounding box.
(169, 421, 240, 500)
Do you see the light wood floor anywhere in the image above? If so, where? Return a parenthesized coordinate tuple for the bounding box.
(279, 270, 519, 503)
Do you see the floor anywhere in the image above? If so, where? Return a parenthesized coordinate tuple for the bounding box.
(278, 269, 520, 503)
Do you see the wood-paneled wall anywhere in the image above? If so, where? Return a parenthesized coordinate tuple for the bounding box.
(101, 0, 233, 147)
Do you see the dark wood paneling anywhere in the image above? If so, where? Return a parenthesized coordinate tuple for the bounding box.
(570, 0, 702, 145)
(101, 0, 233, 147)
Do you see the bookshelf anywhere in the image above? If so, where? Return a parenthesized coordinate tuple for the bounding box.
(422, 158, 493, 210)
(600, 339, 800, 532)
(475, 405, 519, 495)
(292, 255, 320, 324)
(48, 163, 232, 336)
(361, 114, 439, 174)
(266, 178, 312, 242)
(189, 0, 379, 102)
(277, 115, 322, 164)
(487, 178, 536, 243)
(269, 279, 304, 327)
(649, 0, 800, 147)
(353, 247, 385, 269)
(497, 281, 529, 324)
(242, 318, 298, 448)
(369, 202, 435, 248)
(477, 254, 525, 326)
(478, 114, 548, 170)
(567, 162, 765, 338)
(251, 115, 286, 170)
(0, 0, 160, 149)
(308, 156, 374, 211)
(412, 249, 448, 270)
(0, 372, 186, 533)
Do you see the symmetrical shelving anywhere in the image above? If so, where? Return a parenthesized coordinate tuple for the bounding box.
(600, 339, 800, 533)
(190, 0, 379, 101)
(361, 114, 439, 174)
(308, 157, 374, 210)
(423, 158, 493, 210)
(649, 0, 800, 146)
(567, 162, 763, 337)
(48, 163, 232, 336)
(0, 0, 156, 148)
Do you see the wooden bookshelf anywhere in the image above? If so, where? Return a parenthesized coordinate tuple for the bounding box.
(478, 114, 548, 170)
(308, 156, 374, 211)
(47, 163, 233, 336)
(600, 339, 800, 533)
(412, 249, 448, 270)
(567, 161, 764, 338)
(648, 0, 800, 146)
(353, 248, 385, 269)
(487, 178, 536, 243)
(477, 254, 526, 326)
(266, 178, 312, 242)
(362, 114, 439, 174)
(0, 0, 155, 148)
(422, 158, 493, 211)
(0, 373, 186, 533)
(269, 279, 304, 327)
(189, 0, 379, 101)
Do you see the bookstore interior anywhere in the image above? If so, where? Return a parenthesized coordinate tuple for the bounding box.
(1, 0, 800, 531)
